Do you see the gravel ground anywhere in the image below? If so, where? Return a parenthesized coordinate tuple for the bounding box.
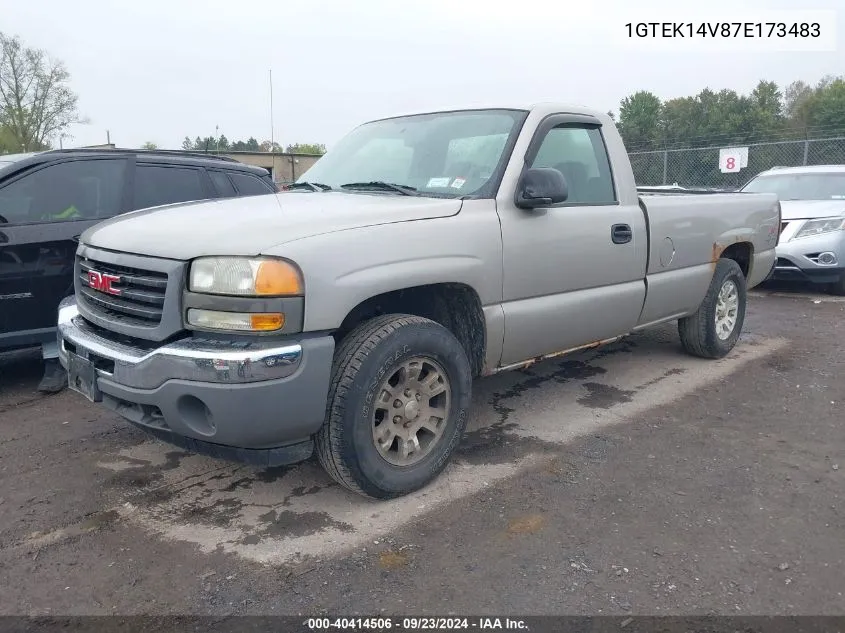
(0, 284, 842, 618)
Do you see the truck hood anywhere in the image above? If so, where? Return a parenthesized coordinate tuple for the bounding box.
(780, 200, 845, 221)
(81, 192, 463, 259)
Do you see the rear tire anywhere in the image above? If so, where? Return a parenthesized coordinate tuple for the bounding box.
(316, 314, 472, 499)
(678, 258, 747, 359)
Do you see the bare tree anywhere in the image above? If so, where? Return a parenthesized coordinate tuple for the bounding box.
(0, 32, 81, 151)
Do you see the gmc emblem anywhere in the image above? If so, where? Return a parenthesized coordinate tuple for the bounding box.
(87, 270, 122, 296)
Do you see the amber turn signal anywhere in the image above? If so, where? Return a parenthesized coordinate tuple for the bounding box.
(250, 313, 285, 331)
(255, 260, 303, 296)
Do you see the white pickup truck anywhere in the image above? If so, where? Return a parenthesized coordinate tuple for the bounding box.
(57, 103, 781, 499)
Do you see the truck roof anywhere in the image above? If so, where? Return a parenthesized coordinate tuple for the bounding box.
(371, 102, 610, 123)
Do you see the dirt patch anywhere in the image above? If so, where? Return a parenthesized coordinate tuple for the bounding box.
(378, 550, 409, 570)
(579, 435, 619, 462)
(105, 451, 190, 490)
(506, 514, 545, 536)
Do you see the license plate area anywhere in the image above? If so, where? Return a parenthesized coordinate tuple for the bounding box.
(67, 351, 102, 403)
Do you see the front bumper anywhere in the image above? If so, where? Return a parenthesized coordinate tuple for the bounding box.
(57, 297, 334, 465)
(772, 224, 845, 285)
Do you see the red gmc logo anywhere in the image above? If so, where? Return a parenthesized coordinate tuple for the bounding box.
(87, 270, 122, 296)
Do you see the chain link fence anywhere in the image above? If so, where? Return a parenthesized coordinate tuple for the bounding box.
(629, 137, 845, 190)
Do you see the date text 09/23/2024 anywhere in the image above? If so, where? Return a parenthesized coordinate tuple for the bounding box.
(307, 617, 528, 630)
(625, 22, 821, 38)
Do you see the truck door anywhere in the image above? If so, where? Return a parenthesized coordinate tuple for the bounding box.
(0, 158, 128, 349)
(496, 114, 647, 367)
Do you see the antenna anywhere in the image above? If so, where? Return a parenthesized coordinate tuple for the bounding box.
(270, 69, 275, 150)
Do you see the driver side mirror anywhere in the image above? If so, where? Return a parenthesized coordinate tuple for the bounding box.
(515, 167, 569, 209)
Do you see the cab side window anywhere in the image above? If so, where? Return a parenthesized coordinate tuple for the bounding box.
(227, 171, 276, 197)
(0, 159, 126, 224)
(134, 165, 207, 210)
(208, 170, 237, 198)
(530, 126, 616, 204)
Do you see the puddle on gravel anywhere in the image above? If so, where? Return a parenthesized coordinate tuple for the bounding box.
(577, 383, 636, 409)
(241, 509, 354, 543)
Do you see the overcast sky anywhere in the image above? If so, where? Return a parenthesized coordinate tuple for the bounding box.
(3, 0, 842, 150)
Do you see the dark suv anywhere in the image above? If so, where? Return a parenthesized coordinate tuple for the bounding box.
(0, 148, 277, 390)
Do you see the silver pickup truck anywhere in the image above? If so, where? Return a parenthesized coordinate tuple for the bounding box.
(57, 103, 781, 499)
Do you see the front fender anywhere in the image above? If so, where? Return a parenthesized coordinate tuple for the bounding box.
(264, 203, 502, 332)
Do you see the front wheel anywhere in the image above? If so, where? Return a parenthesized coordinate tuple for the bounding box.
(678, 258, 747, 359)
(316, 314, 472, 499)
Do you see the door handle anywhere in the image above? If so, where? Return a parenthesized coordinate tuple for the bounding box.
(611, 224, 632, 244)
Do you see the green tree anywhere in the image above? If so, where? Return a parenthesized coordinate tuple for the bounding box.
(617, 91, 663, 150)
(802, 77, 845, 131)
(181, 136, 193, 150)
(748, 80, 783, 137)
(259, 140, 283, 152)
(141, 141, 158, 150)
(230, 136, 260, 151)
(0, 32, 81, 151)
(0, 125, 19, 153)
(286, 142, 326, 155)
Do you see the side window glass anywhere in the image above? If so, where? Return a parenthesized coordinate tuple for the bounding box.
(0, 159, 126, 224)
(227, 172, 275, 197)
(134, 165, 206, 209)
(530, 126, 616, 204)
(209, 171, 237, 198)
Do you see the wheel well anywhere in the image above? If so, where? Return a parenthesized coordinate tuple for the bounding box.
(335, 283, 486, 377)
(720, 242, 752, 277)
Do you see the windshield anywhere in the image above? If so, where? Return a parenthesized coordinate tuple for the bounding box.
(741, 172, 845, 200)
(297, 109, 527, 197)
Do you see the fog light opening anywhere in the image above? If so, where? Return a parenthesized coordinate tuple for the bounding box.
(176, 395, 216, 437)
(818, 251, 838, 266)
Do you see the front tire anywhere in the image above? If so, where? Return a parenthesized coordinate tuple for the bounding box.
(678, 258, 747, 359)
(316, 314, 472, 499)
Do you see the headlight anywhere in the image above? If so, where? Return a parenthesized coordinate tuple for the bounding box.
(793, 217, 845, 240)
(189, 257, 303, 296)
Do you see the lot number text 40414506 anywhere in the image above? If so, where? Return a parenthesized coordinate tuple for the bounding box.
(306, 617, 529, 630)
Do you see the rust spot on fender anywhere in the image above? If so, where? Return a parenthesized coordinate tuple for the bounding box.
(712, 242, 725, 263)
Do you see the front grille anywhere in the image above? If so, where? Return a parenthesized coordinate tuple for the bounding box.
(78, 257, 168, 326)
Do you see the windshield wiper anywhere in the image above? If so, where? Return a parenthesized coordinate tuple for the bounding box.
(283, 181, 332, 192)
(340, 181, 419, 196)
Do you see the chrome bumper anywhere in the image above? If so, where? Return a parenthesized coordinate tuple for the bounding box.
(57, 296, 303, 390)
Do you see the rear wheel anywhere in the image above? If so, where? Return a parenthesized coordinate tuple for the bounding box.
(678, 258, 747, 359)
(316, 314, 472, 499)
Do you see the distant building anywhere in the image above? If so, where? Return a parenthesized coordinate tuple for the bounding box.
(219, 151, 322, 184)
